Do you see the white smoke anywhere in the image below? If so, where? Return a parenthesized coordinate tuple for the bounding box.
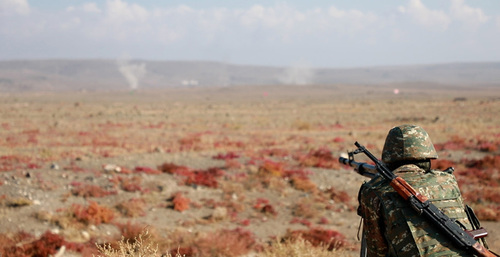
(278, 62, 315, 85)
(117, 59, 147, 90)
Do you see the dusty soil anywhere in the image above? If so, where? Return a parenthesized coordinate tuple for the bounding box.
(0, 84, 499, 256)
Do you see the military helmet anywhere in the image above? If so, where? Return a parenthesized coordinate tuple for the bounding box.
(382, 124, 438, 163)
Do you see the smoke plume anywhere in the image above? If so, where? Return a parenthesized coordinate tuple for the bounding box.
(117, 59, 147, 90)
(278, 63, 315, 85)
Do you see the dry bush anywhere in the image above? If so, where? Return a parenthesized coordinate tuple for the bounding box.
(263, 238, 353, 257)
(95, 230, 183, 257)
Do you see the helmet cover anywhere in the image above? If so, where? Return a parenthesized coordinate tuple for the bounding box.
(382, 124, 438, 163)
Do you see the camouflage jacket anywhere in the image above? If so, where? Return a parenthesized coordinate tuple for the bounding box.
(357, 164, 474, 257)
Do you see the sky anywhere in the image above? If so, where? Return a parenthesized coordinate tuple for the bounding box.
(1, 0, 500, 68)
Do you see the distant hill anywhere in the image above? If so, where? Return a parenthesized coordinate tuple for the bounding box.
(0, 59, 499, 91)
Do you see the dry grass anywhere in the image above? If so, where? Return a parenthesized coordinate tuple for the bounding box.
(96, 230, 355, 257)
(95, 230, 184, 257)
(263, 238, 354, 257)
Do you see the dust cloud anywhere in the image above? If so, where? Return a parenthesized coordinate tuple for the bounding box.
(116, 59, 147, 90)
(278, 63, 315, 85)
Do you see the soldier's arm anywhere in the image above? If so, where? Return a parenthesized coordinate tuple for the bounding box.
(359, 188, 389, 257)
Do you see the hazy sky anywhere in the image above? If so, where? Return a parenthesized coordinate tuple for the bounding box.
(1, 0, 500, 68)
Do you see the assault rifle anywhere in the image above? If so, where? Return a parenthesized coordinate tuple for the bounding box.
(339, 142, 498, 257)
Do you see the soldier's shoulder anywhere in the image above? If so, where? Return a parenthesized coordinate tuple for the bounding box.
(359, 175, 390, 197)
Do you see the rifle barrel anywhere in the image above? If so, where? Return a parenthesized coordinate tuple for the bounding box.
(338, 157, 377, 178)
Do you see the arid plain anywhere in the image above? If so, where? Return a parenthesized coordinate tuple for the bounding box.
(0, 84, 499, 256)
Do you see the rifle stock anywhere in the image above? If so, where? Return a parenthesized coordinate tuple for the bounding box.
(342, 142, 499, 257)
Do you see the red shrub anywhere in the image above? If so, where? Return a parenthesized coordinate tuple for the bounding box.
(28, 231, 65, 257)
(283, 168, 312, 180)
(474, 205, 500, 221)
(332, 137, 344, 143)
(117, 176, 143, 192)
(194, 228, 257, 257)
(213, 152, 240, 160)
(253, 198, 269, 209)
(434, 135, 467, 151)
(0, 155, 37, 172)
(477, 141, 498, 152)
(71, 184, 117, 198)
(290, 177, 317, 194)
(225, 159, 243, 169)
(72, 201, 115, 225)
(185, 168, 225, 188)
(259, 160, 286, 177)
(171, 192, 190, 212)
(294, 147, 340, 169)
(283, 228, 351, 250)
(456, 168, 498, 187)
(2, 231, 65, 257)
(157, 162, 191, 175)
(290, 217, 312, 227)
(252, 198, 278, 216)
(0, 231, 34, 256)
(239, 219, 251, 226)
(134, 166, 161, 175)
(464, 155, 500, 169)
(178, 133, 203, 150)
(169, 247, 195, 257)
(318, 217, 330, 225)
(462, 188, 500, 204)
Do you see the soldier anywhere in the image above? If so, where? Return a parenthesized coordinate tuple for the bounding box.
(357, 124, 481, 257)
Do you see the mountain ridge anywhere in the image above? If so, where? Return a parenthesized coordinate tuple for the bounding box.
(0, 59, 499, 92)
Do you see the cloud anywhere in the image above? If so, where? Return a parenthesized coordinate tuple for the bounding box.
(450, 0, 489, 29)
(83, 3, 102, 14)
(399, 0, 451, 30)
(327, 6, 378, 32)
(105, 0, 148, 23)
(2, 0, 499, 67)
(0, 0, 30, 15)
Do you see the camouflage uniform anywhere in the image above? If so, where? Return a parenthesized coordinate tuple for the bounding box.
(357, 125, 474, 257)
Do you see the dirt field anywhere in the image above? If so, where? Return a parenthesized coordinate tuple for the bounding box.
(0, 84, 499, 256)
